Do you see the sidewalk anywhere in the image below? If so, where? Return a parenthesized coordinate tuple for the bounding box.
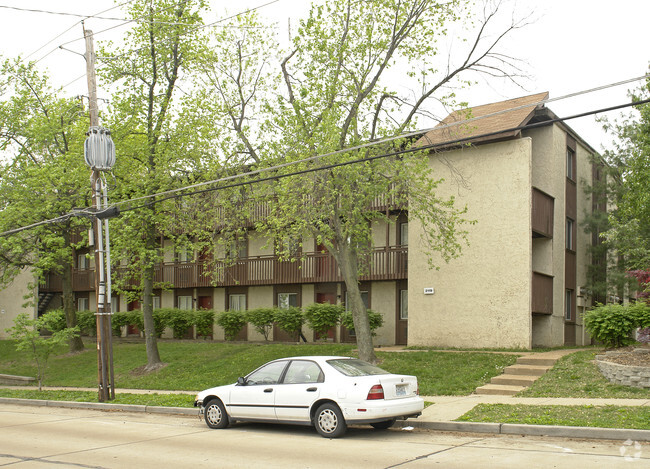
(2, 385, 650, 441)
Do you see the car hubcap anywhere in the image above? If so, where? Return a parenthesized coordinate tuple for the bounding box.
(207, 405, 222, 425)
(318, 409, 337, 433)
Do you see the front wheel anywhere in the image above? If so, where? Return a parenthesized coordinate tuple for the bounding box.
(314, 403, 346, 438)
(204, 399, 229, 429)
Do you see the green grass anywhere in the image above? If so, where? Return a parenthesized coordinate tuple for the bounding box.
(0, 388, 195, 407)
(458, 403, 650, 430)
(518, 350, 650, 399)
(0, 339, 517, 397)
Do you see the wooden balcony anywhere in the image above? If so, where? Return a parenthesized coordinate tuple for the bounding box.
(41, 247, 408, 292)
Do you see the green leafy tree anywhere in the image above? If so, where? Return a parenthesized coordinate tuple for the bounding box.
(0, 58, 88, 352)
(97, 0, 209, 370)
(5, 312, 80, 390)
(602, 79, 650, 273)
(194, 0, 527, 362)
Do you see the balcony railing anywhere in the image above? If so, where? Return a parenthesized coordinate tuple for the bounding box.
(41, 247, 408, 292)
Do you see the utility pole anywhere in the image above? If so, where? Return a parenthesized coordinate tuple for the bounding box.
(84, 27, 115, 402)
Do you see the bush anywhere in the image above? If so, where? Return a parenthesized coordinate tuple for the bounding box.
(583, 303, 638, 348)
(163, 309, 194, 339)
(195, 310, 215, 338)
(217, 310, 247, 341)
(273, 307, 304, 340)
(304, 303, 343, 339)
(631, 302, 650, 328)
(40, 309, 67, 333)
(246, 308, 276, 341)
(76, 310, 96, 336)
(340, 309, 384, 336)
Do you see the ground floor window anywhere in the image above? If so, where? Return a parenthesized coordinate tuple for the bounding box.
(400, 289, 408, 320)
(229, 293, 246, 311)
(565, 289, 573, 321)
(178, 295, 193, 310)
(77, 297, 89, 311)
(278, 292, 298, 309)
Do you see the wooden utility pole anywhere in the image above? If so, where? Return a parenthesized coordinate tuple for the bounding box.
(84, 28, 114, 402)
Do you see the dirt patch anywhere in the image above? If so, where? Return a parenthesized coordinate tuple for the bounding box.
(599, 345, 650, 367)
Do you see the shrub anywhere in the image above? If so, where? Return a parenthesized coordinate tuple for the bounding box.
(217, 310, 247, 341)
(40, 309, 67, 333)
(76, 310, 96, 336)
(304, 303, 343, 339)
(163, 309, 194, 339)
(273, 307, 304, 340)
(340, 309, 384, 336)
(195, 310, 215, 338)
(630, 301, 650, 328)
(246, 308, 276, 341)
(583, 303, 638, 348)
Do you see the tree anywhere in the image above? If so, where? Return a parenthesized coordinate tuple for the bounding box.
(602, 78, 650, 274)
(193, 0, 527, 362)
(5, 311, 80, 390)
(0, 58, 88, 353)
(97, 0, 210, 370)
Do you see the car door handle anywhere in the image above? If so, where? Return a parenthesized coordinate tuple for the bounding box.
(306, 387, 318, 392)
(264, 388, 273, 393)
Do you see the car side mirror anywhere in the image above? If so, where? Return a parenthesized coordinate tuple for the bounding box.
(237, 376, 247, 386)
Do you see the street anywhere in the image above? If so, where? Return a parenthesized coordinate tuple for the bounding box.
(0, 403, 647, 468)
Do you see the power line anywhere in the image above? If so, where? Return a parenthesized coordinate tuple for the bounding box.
(3, 95, 649, 238)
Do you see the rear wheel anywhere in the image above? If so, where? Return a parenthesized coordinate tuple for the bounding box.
(314, 403, 346, 438)
(204, 399, 229, 429)
(370, 418, 396, 430)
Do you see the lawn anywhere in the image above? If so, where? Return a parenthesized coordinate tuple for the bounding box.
(0, 339, 517, 397)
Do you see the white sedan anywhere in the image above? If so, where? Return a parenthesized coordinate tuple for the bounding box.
(194, 356, 424, 438)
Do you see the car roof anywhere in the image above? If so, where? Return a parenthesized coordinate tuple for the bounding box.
(271, 356, 352, 362)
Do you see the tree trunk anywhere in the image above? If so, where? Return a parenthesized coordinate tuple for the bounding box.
(62, 231, 84, 352)
(142, 218, 163, 370)
(334, 242, 377, 363)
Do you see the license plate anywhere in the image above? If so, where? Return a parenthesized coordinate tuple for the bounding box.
(396, 384, 407, 396)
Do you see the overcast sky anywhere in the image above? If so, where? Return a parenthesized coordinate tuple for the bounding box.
(1, 0, 648, 153)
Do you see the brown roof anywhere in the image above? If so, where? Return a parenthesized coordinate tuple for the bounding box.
(414, 92, 549, 149)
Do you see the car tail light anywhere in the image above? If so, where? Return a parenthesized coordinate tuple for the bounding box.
(366, 384, 384, 400)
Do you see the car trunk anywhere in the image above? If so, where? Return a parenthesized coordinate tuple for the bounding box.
(377, 375, 418, 400)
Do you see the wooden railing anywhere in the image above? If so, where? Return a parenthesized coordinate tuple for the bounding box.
(41, 247, 408, 292)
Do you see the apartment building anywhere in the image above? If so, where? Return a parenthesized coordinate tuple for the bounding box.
(0, 92, 605, 348)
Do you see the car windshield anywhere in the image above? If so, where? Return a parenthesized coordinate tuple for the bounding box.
(327, 358, 389, 376)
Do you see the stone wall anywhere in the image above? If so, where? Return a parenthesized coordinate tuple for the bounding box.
(595, 351, 650, 389)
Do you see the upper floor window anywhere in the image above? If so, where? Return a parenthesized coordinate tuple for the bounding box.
(566, 218, 575, 251)
(177, 247, 193, 263)
(400, 222, 408, 246)
(566, 148, 576, 181)
(78, 253, 90, 270)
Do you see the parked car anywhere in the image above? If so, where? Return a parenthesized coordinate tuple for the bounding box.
(195, 356, 424, 438)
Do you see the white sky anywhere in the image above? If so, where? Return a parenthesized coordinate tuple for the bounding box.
(0, 0, 648, 153)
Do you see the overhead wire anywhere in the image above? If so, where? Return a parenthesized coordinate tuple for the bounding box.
(2, 91, 649, 238)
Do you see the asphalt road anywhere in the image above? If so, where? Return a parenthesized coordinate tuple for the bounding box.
(0, 403, 647, 468)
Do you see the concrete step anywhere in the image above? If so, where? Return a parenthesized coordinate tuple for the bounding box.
(504, 364, 551, 376)
(490, 374, 540, 386)
(475, 384, 526, 396)
(515, 357, 558, 367)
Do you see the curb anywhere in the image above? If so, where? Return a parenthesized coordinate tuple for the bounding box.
(3, 397, 650, 441)
(406, 419, 650, 442)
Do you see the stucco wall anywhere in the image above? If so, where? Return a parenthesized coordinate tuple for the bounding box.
(0, 268, 36, 339)
(371, 281, 396, 346)
(408, 137, 533, 348)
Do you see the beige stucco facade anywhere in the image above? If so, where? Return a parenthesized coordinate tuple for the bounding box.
(409, 138, 533, 348)
(0, 268, 36, 339)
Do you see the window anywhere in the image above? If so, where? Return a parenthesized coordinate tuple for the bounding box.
(345, 291, 369, 310)
(78, 297, 89, 311)
(177, 247, 192, 263)
(245, 360, 288, 385)
(400, 290, 408, 320)
(283, 360, 323, 384)
(78, 254, 89, 270)
(278, 292, 298, 309)
(566, 218, 575, 251)
(565, 289, 573, 321)
(153, 296, 160, 310)
(228, 237, 248, 260)
(178, 295, 193, 310)
(400, 222, 408, 246)
(566, 148, 576, 181)
(229, 294, 246, 311)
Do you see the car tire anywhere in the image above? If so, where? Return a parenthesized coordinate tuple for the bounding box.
(370, 418, 396, 430)
(314, 403, 346, 438)
(204, 399, 229, 429)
